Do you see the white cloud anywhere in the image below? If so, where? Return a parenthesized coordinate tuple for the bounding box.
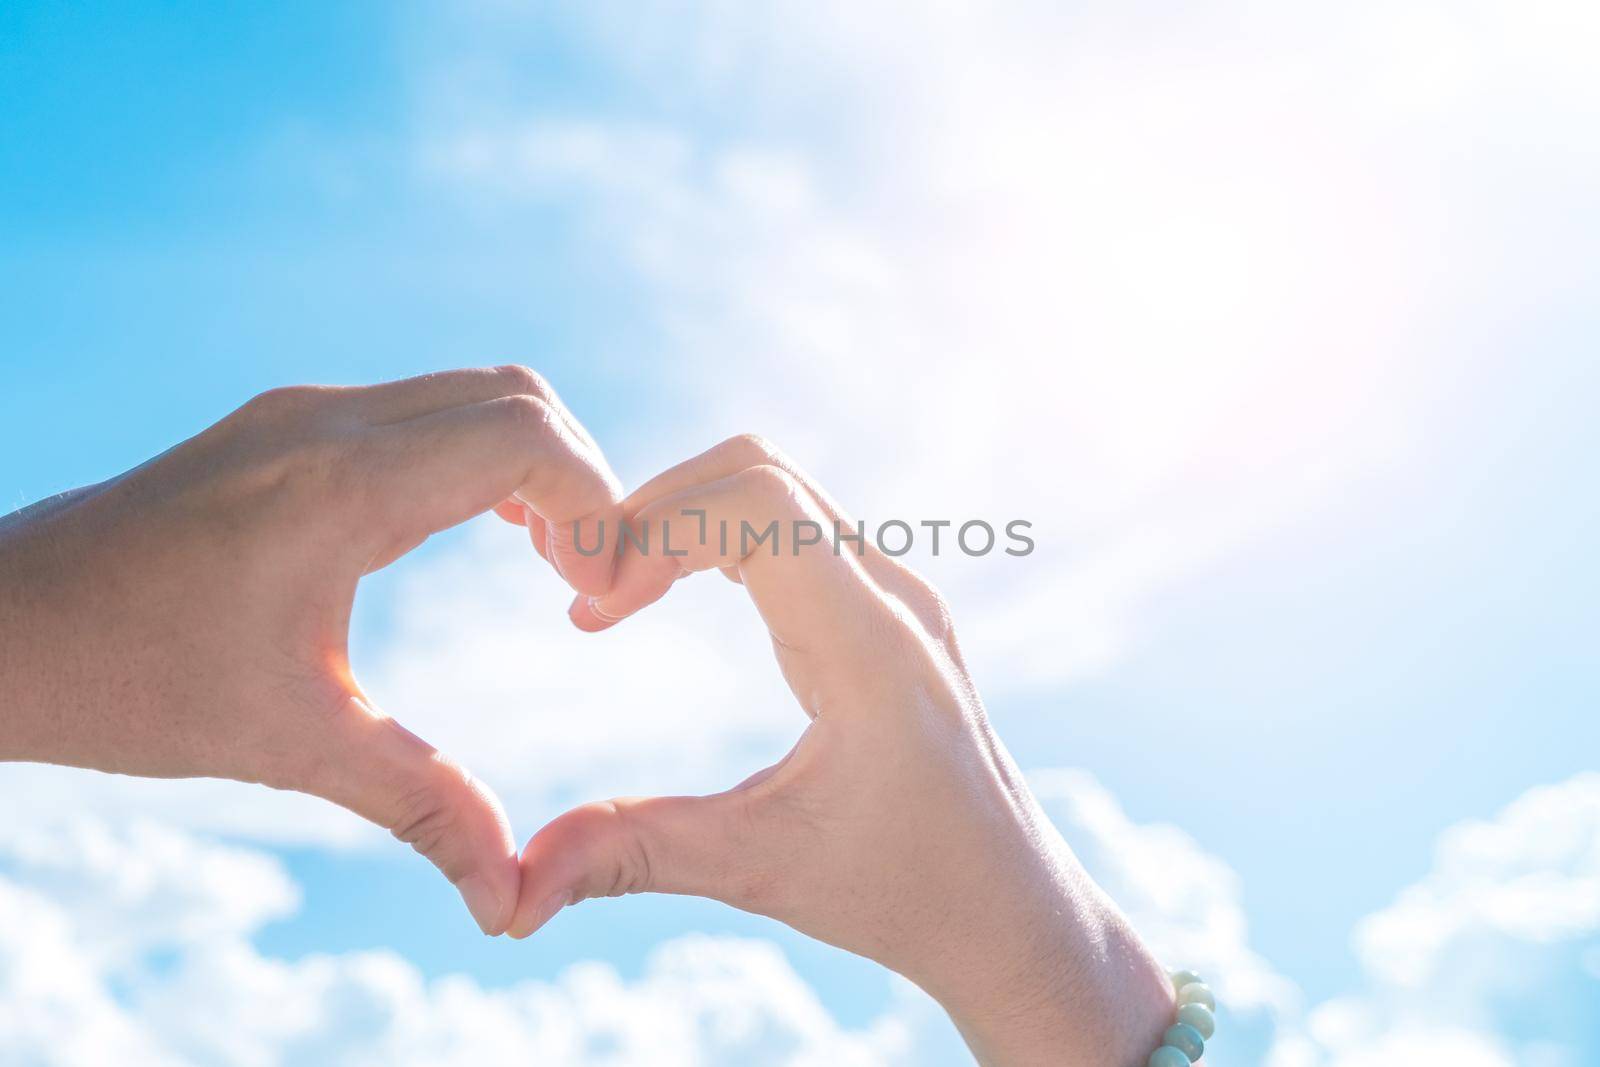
(0, 879, 170, 1067)
(412, 0, 1600, 708)
(1354, 772, 1600, 988)
(0, 818, 298, 969)
(30, 765, 1594, 1067)
(1275, 772, 1600, 1067)
(0, 766, 1300, 1066)
(0, 819, 297, 1067)
(134, 936, 911, 1067)
(0, 817, 919, 1067)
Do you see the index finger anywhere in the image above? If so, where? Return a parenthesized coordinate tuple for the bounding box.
(573, 464, 902, 668)
(357, 393, 623, 594)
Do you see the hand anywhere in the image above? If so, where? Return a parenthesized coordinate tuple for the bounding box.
(507, 435, 1175, 1067)
(0, 367, 621, 935)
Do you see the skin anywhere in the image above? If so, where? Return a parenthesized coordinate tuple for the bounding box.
(509, 433, 1176, 1067)
(0, 366, 624, 935)
(0, 372, 1174, 1066)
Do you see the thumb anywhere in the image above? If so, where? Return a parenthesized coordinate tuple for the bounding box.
(308, 700, 521, 935)
(508, 792, 766, 938)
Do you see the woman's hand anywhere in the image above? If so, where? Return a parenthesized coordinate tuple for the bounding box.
(509, 435, 1175, 1067)
(0, 367, 621, 935)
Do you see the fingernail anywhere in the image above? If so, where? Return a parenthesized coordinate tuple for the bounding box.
(525, 889, 571, 936)
(456, 873, 507, 936)
(568, 596, 620, 632)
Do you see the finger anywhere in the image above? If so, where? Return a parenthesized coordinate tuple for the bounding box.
(523, 508, 551, 562)
(356, 394, 622, 594)
(570, 464, 894, 658)
(492, 500, 527, 525)
(346, 366, 612, 565)
(510, 734, 815, 937)
(305, 697, 521, 935)
(621, 434, 953, 643)
(345, 365, 594, 451)
(490, 501, 552, 562)
(507, 790, 768, 938)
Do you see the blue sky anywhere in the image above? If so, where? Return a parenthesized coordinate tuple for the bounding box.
(3, 3, 1599, 1065)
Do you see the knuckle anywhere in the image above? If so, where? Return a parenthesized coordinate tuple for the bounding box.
(904, 574, 956, 641)
(493, 363, 555, 403)
(389, 771, 463, 861)
(725, 432, 783, 466)
(499, 391, 561, 436)
(726, 433, 804, 483)
(563, 801, 653, 898)
(741, 463, 803, 507)
(238, 384, 325, 422)
(606, 802, 655, 897)
(878, 596, 931, 651)
(495, 394, 601, 507)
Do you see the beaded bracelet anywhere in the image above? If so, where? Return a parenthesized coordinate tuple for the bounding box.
(1147, 969, 1216, 1067)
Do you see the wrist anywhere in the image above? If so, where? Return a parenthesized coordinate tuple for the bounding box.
(944, 898, 1172, 1067)
(908, 824, 1174, 1067)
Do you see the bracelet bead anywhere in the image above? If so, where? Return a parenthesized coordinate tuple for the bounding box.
(1147, 1047, 1189, 1067)
(1162, 1022, 1205, 1062)
(1175, 981, 1215, 1011)
(1176, 1001, 1215, 1039)
(1151, 969, 1217, 1066)
(1168, 969, 1203, 991)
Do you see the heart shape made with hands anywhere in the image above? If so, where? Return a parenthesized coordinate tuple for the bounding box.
(466, 420, 1181, 1067)
(257, 370, 971, 958)
(473, 430, 985, 959)
(0, 363, 1187, 1067)
(6, 367, 1058, 1019)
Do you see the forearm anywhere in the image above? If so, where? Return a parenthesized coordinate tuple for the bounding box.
(0, 498, 145, 770)
(0, 516, 83, 763)
(924, 860, 1174, 1067)
(911, 734, 1176, 1066)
